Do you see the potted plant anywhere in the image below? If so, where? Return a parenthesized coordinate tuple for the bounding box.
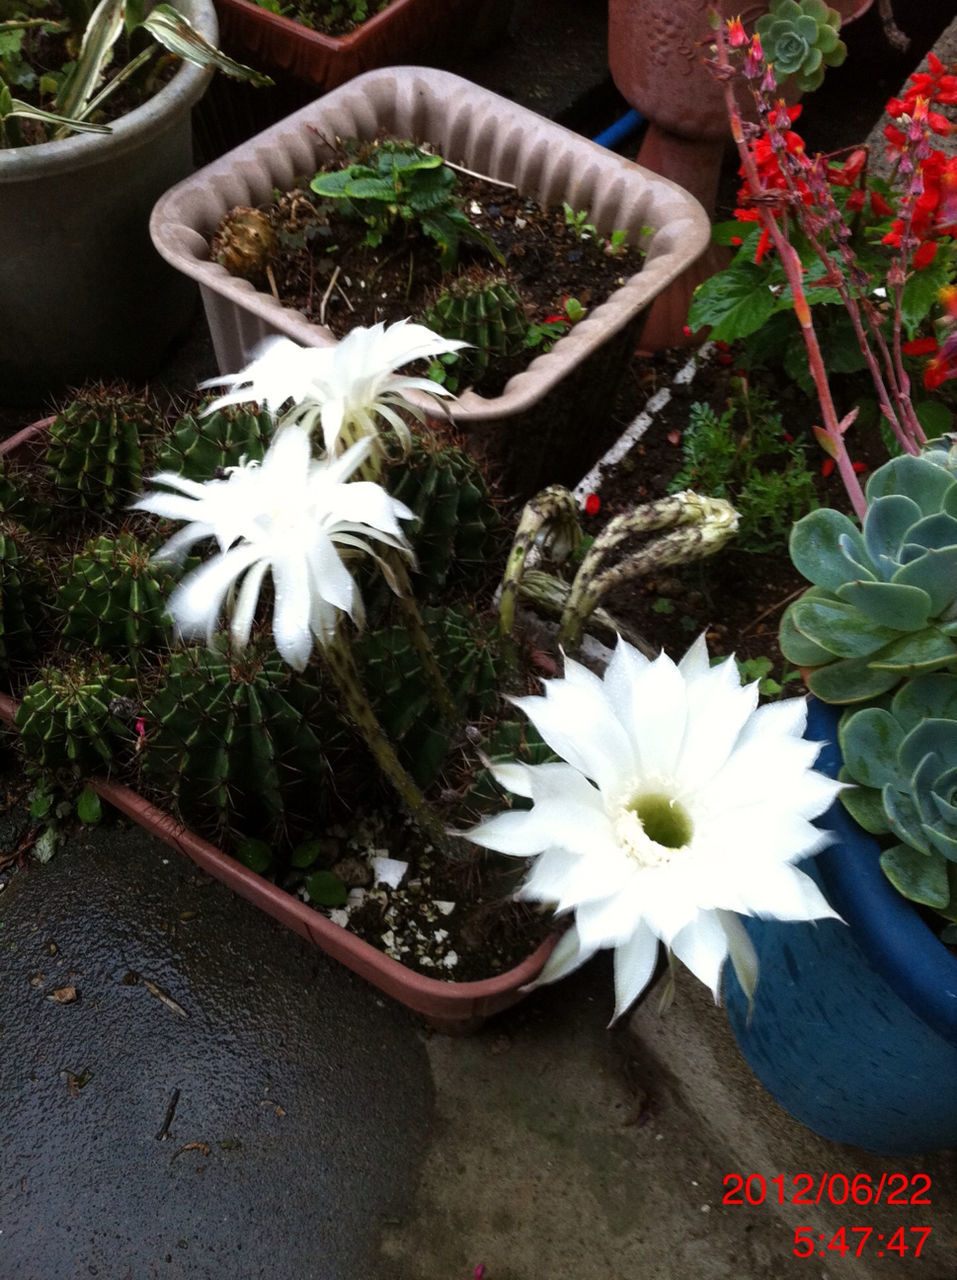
(0, 319, 754, 1027)
(211, 0, 515, 90)
(697, 14, 957, 1153)
(149, 64, 712, 499)
(0, 0, 270, 404)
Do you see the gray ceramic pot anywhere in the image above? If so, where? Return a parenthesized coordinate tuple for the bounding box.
(0, 0, 217, 405)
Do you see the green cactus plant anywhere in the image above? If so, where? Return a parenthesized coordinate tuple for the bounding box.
(356, 606, 502, 787)
(153, 405, 273, 482)
(0, 520, 46, 670)
(45, 386, 159, 516)
(382, 437, 505, 598)
(56, 533, 178, 663)
(754, 0, 846, 94)
(142, 641, 356, 842)
(838, 673, 957, 920)
(14, 657, 136, 776)
(780, 452, 957, 704)
(421, 274, 530, 388)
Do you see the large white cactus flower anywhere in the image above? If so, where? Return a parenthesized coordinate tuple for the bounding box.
(461, 635, 844, 1021)
(200, 321, 468, 454)
(133, 426, 413, 671)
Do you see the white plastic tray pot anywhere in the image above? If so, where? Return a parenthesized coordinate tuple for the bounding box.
(0, 0, 218, 405)
(150, 66, 710, 496)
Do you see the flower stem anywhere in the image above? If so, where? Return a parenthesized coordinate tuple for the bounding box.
(386, 549, 457, 721)
(322, 627, 448, 849)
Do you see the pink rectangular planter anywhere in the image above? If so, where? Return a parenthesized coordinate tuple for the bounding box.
(0, 420, 557, 1030)
(150, 66, 711, 496)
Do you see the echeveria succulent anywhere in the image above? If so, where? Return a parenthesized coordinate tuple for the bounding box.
(781, 453, 957, 703)
(839, 673, 957, 919)
(755, 0, 846, 93)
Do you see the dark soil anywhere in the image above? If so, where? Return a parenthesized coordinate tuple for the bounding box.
(211, 143, 641, 400)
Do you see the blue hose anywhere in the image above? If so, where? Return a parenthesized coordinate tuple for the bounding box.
(592, 107, 644, 150)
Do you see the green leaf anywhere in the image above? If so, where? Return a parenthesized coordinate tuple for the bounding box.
(687, 262, 778, 342)
(56, 0, 124, 120)
(806, 653, 901, 703)
(893, 546, 957, 616)
(290, 839, 322, 869)
(900, 251, 952, 337)
(865, 455, 955, 515)
(789, 508, 869, 592)
(141, 4, 273, 85)
(914, 400, 953, 437)
(838, 780, 890, 834)
(236, 838, 273, 874)
(837, 706, 903, 787)
(834, 579, 931, 630)
(29, 788, 53, 819)
(3, 95, 111, 132)
(76, 786, 102, 824)
(868, 628, 957, 673)
(882, 785, 931, 854)
(791, 596, 901, 657)
(304, 870, 348, 908)
(779, 599, 834, 665)
(880, 842, 950, 908)
(891, 672, 957, 732)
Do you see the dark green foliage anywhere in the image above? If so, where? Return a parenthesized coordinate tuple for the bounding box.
(0, 520, 45, 670)
(56, 532, 177, 663)
(14, 657, 136, 776)
(422, 275, 529, 388)
(466, 716, 558, 808)
(357, 606, 502, 787)
(668, 388, 817, 553)
(383, 437, 504, 597)
(46, 387, 159, 516)
(142, 641, 351, 842)
(153, 405, 273, 482)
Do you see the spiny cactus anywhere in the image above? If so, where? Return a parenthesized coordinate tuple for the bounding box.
(56, 533, 178, 664)
(142, 641, 357, 842)
(0, 520, 46, 670)
(14, 657, 136, 776)
(356, 606, 502, 787)
(46, 386, 159, 516)
(421, 274, 529, 386)
(755, 0, 846, 93)
(153, 405, 273, 483)
(382, 436, 504, 598)
(210, 206, 277, 282)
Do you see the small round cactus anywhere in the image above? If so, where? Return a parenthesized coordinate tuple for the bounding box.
(56, 532, 178, 664)
(46, 386, 159, 517)
(0, 520, 46, 671)
(211, 206, 277, 281)
(421, 273, 529, 387)
(14, 657, 137, 776)
(755, 0, 846, 93)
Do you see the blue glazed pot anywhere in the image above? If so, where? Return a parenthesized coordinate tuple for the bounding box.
(724, 697, 957, 1156)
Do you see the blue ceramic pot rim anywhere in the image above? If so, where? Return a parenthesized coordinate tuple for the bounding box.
(806, 695, 957, 1043)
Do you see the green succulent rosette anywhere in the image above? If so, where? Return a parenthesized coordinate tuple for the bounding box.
(780, 453, 957, 704)
(755, 0, 846, 93)
(839, 673, 957, 919)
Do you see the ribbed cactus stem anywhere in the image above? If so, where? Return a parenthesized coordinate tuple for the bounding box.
(385, 549, 457, 721)
(558, 494, 739, 652)
(499, 485, 582, 638)
(321, 626, 447, 849)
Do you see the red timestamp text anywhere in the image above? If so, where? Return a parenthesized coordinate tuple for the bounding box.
(793, 1226, 932, 1259)
(722, 1171, 932, 1207)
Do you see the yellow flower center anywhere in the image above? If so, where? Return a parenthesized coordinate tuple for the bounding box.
(615, 792, 693, 868)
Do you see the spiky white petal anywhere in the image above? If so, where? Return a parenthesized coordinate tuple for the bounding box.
(200, 321, 468, 453)
(132, 428, 412, 670)
(461, 636, 845, 1019)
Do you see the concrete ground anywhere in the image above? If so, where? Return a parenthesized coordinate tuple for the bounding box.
(2, 2, 957, 1278)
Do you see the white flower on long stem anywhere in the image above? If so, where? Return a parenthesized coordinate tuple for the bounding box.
(461, 636, 844, 1021)
(133, 426, 413, 671)
(200, 321, 468, 454)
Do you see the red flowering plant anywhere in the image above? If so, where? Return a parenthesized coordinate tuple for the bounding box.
(689, 14, 957, 518)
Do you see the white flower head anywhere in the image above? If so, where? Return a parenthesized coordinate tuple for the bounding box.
(133, 426, 413, 671)
(200, 321, 468, 454)
(461, 635, 845, 1021)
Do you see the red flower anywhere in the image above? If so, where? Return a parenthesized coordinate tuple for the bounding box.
(821, 458, 835, 478)
(584, 493, 601, 516)
(902, 336, 940, 356)
(913, 241, 939, 269)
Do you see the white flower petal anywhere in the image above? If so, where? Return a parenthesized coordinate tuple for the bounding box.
(532, 922, 600, 989)
(669, 910, 730, 1000)
(611, 922, 660, 1021)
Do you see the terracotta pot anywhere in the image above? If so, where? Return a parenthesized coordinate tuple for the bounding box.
(0, 417, 558, 1030)
(214, 0, 514, 88)
(150, 65, 710, 499)
(0, 0, 218, 405)
(607, 0, 875, 350)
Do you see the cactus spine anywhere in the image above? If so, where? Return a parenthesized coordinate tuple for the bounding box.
(46, 387, 158, 516)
